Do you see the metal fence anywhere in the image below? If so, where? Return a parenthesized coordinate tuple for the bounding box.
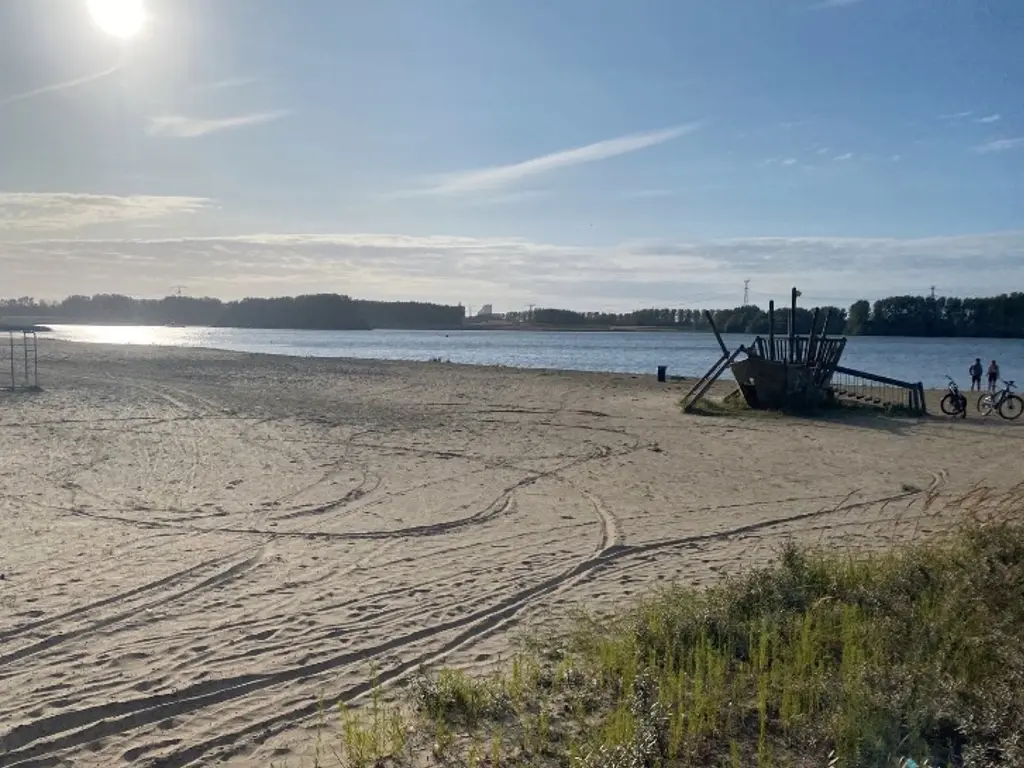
(0, 330, 39, 390)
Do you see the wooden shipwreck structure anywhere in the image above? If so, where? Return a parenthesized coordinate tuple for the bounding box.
(683, 288, 926, 415)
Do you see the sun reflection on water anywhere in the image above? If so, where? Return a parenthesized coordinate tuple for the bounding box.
(47, 325, 203, 348)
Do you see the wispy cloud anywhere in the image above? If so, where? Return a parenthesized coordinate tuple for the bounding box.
(424, 124, 700, 196)
(0, 192, 210, 232)
(939, 111, 973, 122)
(146, 110, 289, 139)
(194, 76, 258, 92)
(809, 0, 865, 10)
(972, 137, 1024, 154)
(835, 152, 854, 161)
(0, 63, 120, 110)
(975, 113, 1001, 124)
(761, 156, 800, 168)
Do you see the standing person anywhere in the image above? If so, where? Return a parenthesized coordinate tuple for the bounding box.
(969, 358, 983, 391)
(987, 360, 1000, 393)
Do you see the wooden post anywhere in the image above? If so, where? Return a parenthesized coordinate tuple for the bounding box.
(9, 332, 14, 390)
(768, 300, 775, 361)
(818, 307, 832, 346)
(33, 332, 38, 388)
(22, 331, 28, 387)
(806, 307, 820, 365)
(789, 287, 798, 363)
(704, 310, 729, 357)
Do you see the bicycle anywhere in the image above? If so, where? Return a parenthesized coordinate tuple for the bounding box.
(940, 375, 967, 418)
(977, 380, 1023, 420)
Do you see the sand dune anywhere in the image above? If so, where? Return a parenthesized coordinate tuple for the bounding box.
(0, 343, 1018, 767)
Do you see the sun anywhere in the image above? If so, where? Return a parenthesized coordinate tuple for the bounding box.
(86, 0, 145, 40)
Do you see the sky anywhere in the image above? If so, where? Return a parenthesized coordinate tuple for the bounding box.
(0, 0, 1021, 312)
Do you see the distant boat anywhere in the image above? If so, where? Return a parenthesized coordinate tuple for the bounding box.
(165, 322, 185, 328)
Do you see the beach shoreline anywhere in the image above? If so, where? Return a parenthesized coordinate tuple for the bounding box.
(1, 342, 1018, 767)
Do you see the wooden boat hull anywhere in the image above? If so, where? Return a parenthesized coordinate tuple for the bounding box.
(730, 355, 834, 410)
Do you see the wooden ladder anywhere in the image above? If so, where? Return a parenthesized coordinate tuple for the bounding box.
(682, 346, 745, 413)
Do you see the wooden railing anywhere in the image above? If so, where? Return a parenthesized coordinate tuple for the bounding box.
(830, 365, 927, 415)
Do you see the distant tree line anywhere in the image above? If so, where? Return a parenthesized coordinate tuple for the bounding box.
(0, 294, 465, 330)
(515, 293, 1024, 338)
(514, 306, 849, 335)
(3, 292, 1022, 337)
(847, 294, 1024, 338)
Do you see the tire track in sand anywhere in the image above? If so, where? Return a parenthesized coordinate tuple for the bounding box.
(0, 489, 920, 767)
(0, 549, 262, 670)
(0, 551, 248, 644)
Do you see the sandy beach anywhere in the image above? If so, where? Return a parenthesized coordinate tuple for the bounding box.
(0, 343, 1019, 767)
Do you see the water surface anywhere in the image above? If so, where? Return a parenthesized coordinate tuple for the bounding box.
(47, 325, 1024, 390)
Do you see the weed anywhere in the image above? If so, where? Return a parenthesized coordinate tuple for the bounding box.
(416, 668, 511, 726)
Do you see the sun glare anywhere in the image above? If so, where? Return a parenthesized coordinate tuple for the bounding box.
(86, 0, 145, 40)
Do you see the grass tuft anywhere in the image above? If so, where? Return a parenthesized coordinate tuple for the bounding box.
(415, 667, 512, 726)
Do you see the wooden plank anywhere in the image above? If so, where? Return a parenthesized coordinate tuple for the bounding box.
(682, 347, 746, 413)
(704, 310, 729, 357)
(788, 287, 798, 363)
(682, 353, 728, 407)
(768, 300, 776, 361)
(805, 308, 821, 365)
(818, 307, 833, 349)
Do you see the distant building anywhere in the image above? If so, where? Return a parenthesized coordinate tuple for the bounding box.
(476, 304, 493, 318)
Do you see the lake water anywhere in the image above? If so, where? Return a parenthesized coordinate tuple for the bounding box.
(45, 325, 1023, 390)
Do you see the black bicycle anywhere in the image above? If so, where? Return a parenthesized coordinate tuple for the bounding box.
(940, 375, 967, 418)
(977, 380, 1023, 420)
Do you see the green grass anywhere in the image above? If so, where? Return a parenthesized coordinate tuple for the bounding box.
(285, 486, 1024, 768)
(687, 389, 924, 422)
(685, 389, 784, 418)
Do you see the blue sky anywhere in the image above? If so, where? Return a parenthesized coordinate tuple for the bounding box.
(0, 0, 1021, 310)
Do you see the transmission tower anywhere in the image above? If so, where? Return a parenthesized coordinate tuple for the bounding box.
(743, 279, 750, 306)
(170, 285, 187, 298)
(930, 285, 936, 300)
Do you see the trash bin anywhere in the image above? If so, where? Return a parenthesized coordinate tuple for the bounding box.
(657, 365, 667, 382)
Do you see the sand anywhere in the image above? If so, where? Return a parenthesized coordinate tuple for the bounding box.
(0, 343, 1019, 767)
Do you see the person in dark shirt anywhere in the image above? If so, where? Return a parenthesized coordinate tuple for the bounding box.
(987, 360, 1000, 393)
(969, 358, 983, 391)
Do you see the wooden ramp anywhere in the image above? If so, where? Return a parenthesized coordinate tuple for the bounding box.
(682, 346, 745, 413)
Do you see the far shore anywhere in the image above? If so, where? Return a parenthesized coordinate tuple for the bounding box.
(20, 318, 721, 333)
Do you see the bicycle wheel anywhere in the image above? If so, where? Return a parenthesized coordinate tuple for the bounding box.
(940, 393, 962, 415)
(977, 393, 994, 416)
(998, 394, 1024, 420)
